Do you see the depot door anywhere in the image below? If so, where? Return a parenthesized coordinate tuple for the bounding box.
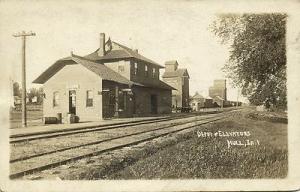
(69, 90, 76, 114)
(150, 94, 158, 114)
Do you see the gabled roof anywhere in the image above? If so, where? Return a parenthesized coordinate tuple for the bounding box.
(72, 56, 133, 85)
(205, 96, 213, 100)
(191, 92, 214, 101)
(162, 68, 190, 78)
(192, 93, 204, 99)
(85, 41, 164, 68)
(85, 49, 129, 61)
(165, 60, 178, 65)
(33, 54, 174, 90)
(136, 80, 175, 90)
(214, 96, 225, 101)
(33, 55, 133, 85)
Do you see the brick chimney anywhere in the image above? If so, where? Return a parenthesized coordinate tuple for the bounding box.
(98, 33, 106, 56)
(165, 60, 178, 72)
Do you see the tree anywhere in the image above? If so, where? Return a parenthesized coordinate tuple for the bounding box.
(211, 14, 287, 109)
(13, 82, 21, 97)
(27, 87, 44, 104)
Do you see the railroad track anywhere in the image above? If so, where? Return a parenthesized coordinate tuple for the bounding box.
(10, 113, 229, 179)
(11, 108, 236, 142)
(10, 113, 224, 164)
(10, 113, 205, 143)
(10, 114, 216, 163)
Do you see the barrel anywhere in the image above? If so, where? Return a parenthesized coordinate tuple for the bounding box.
(74, 115, 80, 123)
(43, 117, 58, 124)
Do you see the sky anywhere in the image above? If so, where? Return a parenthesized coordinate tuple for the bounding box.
(2, 0, 297, 102)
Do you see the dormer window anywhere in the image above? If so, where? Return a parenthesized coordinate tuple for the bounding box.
(145, 64, 148, 77)
(134, 62, 138, 75)
(118, 62, 125, 73)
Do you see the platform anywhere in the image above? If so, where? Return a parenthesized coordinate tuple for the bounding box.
(10, 115, 173, 137)
(10, 108, 226, 137)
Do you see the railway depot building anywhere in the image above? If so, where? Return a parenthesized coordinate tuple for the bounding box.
(33, 33, 174, 121)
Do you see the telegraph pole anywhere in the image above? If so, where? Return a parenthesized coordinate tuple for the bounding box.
(236, 88, 240, 107)
(13, 31, 36, 127)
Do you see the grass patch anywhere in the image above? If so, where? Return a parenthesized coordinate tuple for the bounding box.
(62, 133, 194, 180)
(109, 111, 287, 179)
(62, 109, 288, 179)
(245, 110, 287, 124)
(9, 106, 43, 128)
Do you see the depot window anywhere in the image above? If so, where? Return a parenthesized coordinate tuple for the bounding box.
(86, 90, 93, 107)
(133, 62, 138, 75)
(145, 64, 148, 77)
(53, 91, 59, 107)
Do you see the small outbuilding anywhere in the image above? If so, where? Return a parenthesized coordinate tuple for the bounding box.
(213, 96, 225, 108)
(190, 92, 214, 111)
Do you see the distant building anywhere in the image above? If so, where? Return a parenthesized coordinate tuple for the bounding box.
(162, 60, 190, 109)
(209, 79, 227, 101)
(33, 33, 174, 121)
(190, 92, 204, 111)
(204, 96, 214, 108)
(190, 92, 214, 111)
(209, 79, 227, 107)
(213, 96, 225, 108)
